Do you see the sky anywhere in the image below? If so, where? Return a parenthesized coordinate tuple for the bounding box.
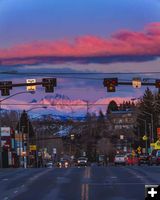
(0, 0, 160, 111)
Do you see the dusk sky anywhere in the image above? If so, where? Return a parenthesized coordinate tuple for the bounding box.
(0, 0, 160, 112)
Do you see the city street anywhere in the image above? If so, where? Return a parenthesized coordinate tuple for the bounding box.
(0, 166, 159, 200)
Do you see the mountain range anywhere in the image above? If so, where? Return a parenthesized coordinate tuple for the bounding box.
(29, 93, 132, 118)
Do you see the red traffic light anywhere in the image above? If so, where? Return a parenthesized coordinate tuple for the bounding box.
(103, 78, 118, 92)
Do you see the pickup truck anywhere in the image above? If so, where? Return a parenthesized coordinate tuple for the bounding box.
(114, 155, 126, 166)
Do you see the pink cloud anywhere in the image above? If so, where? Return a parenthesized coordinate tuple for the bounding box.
(0, 22, 160, 65)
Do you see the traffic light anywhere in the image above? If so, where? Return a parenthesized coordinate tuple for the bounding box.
(0, 81, 12, 96)
(42, 78, 57, 93)
(155, 79, 160, 88)
(103, 78, 118, 92)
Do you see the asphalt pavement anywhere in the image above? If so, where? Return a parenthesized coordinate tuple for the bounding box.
(0, 165, 160, 200)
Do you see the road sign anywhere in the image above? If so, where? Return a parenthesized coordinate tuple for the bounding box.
(132, 150, 136, 157)
(53, 148, 56, 154)
(30, 145, 37, 151)
(26, 79, 36, 91)
(123, 146, 127, 152)
(0, 127, 11, 136)
(83, 152, 86, 156)
(137, 146, 141, 154)
(150, 143, 155, 148)
(155, 140, 160, 150)
(132, 77, 141, 88)
(120, 135, 124, 140)
(143, 135, 148, 141)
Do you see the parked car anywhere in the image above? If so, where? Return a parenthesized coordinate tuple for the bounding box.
(77, 157, 88, 167)
(125, 154, 138, 165)
(138, 154, 150, 165)
(114, 155, 126, 166)
(149, 150, 160, 165)
(46, 161, 54, 168)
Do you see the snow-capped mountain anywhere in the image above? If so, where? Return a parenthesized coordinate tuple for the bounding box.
(1, 93, 133, 119)
(33, 93, 133, 117)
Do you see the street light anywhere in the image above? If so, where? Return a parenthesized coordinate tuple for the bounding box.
(25, 106, 48, 168)
(143, 111, 154, 142)
(137, 118, 147, 154)
(0, 91, 35, 168)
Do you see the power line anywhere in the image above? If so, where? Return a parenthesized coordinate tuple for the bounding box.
(1, 71, 160, 75)
(0, 103, 133, 106)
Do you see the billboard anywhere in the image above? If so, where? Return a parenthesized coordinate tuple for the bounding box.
(0, 127, 11, 136)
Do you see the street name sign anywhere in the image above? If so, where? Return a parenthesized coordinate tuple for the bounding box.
(26, 79, 36, 91)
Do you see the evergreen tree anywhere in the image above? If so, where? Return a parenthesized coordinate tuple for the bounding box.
(16, 110, 35, 138)
(107, 100, 119, 114)
(136, 88, 157, 143)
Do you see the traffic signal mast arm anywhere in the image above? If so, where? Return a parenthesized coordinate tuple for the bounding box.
(118, 82, 155, 86)
(0, 78, 57, 96)
(103, 78, 159, 92)
(0, 77, 159, 96)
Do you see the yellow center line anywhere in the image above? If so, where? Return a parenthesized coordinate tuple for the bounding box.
(81, 184, 85, 200)
(81, 167, 91, 200)
(85, 184, 89, 200)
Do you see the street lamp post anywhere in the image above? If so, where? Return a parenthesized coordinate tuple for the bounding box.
(0, 91, 35, 168)
(26, 106, 47, 168)
(137, 118, 147, 154)
(143, 111, 154, 142)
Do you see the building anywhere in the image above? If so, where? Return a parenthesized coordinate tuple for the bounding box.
(108, 110, 136, 131)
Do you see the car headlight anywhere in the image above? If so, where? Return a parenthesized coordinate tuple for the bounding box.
(84, 160, 87, 163)
(78, 160, 80, 163)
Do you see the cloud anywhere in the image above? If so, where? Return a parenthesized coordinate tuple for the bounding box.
(0, 22, 160, 66)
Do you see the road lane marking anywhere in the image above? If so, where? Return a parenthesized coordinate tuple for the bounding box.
(85, 184, 89, 200)
(125, 168, 150, 183)
(81, 167, 91, 200)
(81, 184, 89, 200)
(81, 184, 85, 200)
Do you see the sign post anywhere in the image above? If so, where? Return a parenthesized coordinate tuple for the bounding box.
(142, 135, 148, 154)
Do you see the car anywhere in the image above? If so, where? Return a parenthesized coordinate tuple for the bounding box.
(138, 154, 150, 165)
(125, 154, 138, 165)
(46, 161, 54, 168)
(57, 158, 70, 168)
(149, 150, 160, 165)
(114, 155, 126, 166)
(77, 157, 88, 166)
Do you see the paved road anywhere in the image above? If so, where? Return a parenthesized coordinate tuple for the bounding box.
(0, 166, 160, 200)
